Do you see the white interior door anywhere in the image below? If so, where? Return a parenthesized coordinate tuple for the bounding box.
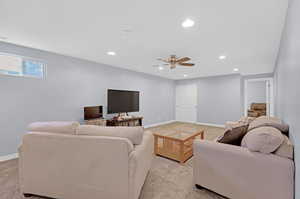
(175, 83, 197, 122)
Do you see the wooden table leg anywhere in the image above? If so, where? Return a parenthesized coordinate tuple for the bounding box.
(200, 131, 204, 139)
(179, 141, 184, 164)
(154, 136, 158, 155)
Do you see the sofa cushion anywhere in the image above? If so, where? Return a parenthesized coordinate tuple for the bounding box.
(225, 117, 255, 130)
(218, 124, 248, 146)
(76, 125, 144, 145)
(241, 127, 284, 154)
(225, 121, 243, 129)
(239, 116, 256, 124)
(28, 121, 80, 135)
(248, 116, 289, 135)
(274, 135, 294, 159)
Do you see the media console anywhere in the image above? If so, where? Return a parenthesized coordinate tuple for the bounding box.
(85, 118, 106, 126)
(106, 116, 143, 127)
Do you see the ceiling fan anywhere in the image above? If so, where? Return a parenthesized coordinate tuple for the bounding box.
(154, 55, 195, 69)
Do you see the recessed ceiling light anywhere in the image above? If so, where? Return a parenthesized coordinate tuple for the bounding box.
(107, 51, 116, 56)
(122, 29, 132, 33)
(183, 74, 188, 77)
(219, 55, 226, 60)
(182, 18, 195, 28)
(158, 66, 164, 71)
(233, 68, 239, 72)
(121, 25, 133, 33)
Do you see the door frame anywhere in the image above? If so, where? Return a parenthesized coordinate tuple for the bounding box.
(244, 77, 274, 117)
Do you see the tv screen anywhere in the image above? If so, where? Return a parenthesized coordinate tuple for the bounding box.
(84, 106, 103, 120)
(107, 89, 139, 114)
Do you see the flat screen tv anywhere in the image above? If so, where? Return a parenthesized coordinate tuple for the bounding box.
(107, 89, 139, 114)
(84, 106, 103, 120)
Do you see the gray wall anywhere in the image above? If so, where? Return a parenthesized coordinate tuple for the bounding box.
(176, 74, 242, 125)
(0, 42, 175, 156)
(274, 0, 300, 197)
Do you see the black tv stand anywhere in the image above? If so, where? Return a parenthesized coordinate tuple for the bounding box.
(106, 116, 143, 126)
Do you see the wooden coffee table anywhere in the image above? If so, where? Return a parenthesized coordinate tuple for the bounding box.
(153, 129, 204, 164)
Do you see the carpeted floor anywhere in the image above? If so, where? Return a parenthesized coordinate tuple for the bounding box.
(0, 122, 225, 199)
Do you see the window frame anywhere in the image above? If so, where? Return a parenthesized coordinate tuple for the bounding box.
(0, 52, 46, 79)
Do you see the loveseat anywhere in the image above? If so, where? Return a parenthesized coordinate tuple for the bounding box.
(19, 122, 154, 199)
(193, 116, 294, 199)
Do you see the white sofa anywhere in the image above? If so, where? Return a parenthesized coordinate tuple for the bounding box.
(19, 122, 154, 199)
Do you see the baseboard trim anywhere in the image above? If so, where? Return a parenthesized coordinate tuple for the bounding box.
(144, 120, 176, 128)
(195, 122, 225, 128)
(0, 153, 18, 162)
(174, 120, 225, 128)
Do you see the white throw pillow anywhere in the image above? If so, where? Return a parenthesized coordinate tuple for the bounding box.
(76, 125, 144, 145)
(28, 121, 80, 135)
(241, 127, 284, 154)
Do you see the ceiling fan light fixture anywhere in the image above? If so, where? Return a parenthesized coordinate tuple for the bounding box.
(219, 55, 226, 60)
(107, 51, 116, 56)
(158, 66, 164, 71)
(182, 18, 195, 28)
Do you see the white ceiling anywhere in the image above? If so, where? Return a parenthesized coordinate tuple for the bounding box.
(0, 0, 288, 80)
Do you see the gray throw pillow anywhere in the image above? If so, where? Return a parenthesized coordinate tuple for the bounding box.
(241, 127, 284, 154)
(248, 116, 289, 135)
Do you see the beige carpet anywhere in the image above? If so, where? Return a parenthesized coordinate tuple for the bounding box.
(0, 122, 225, 199)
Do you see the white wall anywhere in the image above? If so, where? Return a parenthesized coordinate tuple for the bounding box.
(274, 0, 300, 197)
(176, 74, 242, 125)
(0, 41, 175, 156)
(247, 81, 266, 108)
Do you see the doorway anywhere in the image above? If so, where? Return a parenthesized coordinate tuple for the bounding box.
(244, 78, 274, 117)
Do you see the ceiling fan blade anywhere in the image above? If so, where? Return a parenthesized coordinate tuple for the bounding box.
(157, 58, 169, 63)
(177, 57, 191, 63)
(179, 63, 195, 66)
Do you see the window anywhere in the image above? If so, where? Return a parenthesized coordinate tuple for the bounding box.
(0, 53, 45, 78)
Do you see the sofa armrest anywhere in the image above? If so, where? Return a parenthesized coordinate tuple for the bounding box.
(129, 131, 154, 199)
(193, 140, 294, 199)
